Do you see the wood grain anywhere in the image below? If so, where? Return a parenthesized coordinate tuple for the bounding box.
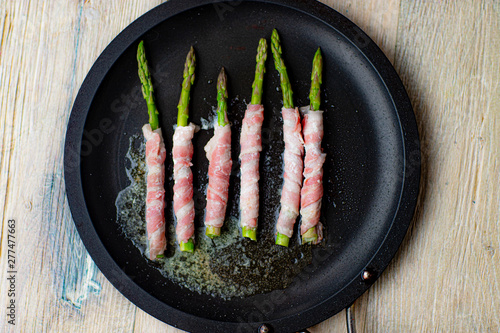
(321, 0, 400, 64)
(374, 1, 500, 331)
(0, 0, 499, 332)
(0, 1, 161, 332)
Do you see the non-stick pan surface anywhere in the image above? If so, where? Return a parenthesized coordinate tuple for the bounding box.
(64, 1, 420, 332)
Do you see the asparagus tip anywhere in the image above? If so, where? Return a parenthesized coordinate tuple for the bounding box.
(258, 38, 268, 54)
(309, 47, 323, 111)
(257, 38, 268, 66)
(186, 46, 196, 84)
(137, 40, 160, 130)
(216, 67, 229, 126)
(271, 29, 282, 57)
(271, 28, 294, 108)
(312, 47, 323, 83)
(250, 38, 268, 105)
(217, 67, 227, 93)
(177, 46, 196, 127)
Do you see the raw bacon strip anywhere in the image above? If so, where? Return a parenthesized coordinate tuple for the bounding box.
(300, 108, 326, 242)
(173, 123, 197, 244)
(239, 104, 264, 230)
(205, 123, 232, 229)
(276, 107, 304, 238)
(175, 46, 197, 252)
(142, 124, 167, 260)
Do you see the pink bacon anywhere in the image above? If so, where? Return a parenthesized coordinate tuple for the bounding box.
(142, 124, 167, 260)
(205, 124, 232, 229)
(276, 107, 304, 237)
(300, 109, 326, 242)
(239, 104, 264, 230)
(173, 123, 197, 244)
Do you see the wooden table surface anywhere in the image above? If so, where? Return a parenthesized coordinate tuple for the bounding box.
(1, 0, 499, 332)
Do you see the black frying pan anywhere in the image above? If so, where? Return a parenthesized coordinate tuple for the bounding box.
(64, 1, 420, 332)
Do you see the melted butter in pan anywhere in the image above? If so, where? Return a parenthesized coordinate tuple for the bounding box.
(116, 134, 313, 299)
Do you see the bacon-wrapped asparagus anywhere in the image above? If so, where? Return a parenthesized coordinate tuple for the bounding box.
(271, 29, 304, 247)
(137, 41, 167, 260)
(205, 68, 232, 238)
(173, 47, 197, 253)
(300, 48, 326, 244)
(239, 38, 267, 241)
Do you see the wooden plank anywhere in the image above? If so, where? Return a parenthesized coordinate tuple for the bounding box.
(364, 0, 500, 331)
(1, 0, 498, 332)
(0, 0, 160, 332)
(321, 0, 401, 64)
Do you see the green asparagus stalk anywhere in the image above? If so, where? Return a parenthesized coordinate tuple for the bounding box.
(137, 40, 159, 130)
(180, 238, 195, 253)
(271, 29, 294, 109)
(216, 67, 229, 127)
(271, 29, 294, 247)
(302, 48, 323, 245)
(242, 38, 268, 241)
(309, 48, 323, 111)
(205, 226, 220, 239)
(206, 67, 229, 239)
(276, 233, 290, 247)
(250, 38, 268, 105)
(242, 228, 257, 242)
(177, 46, 196, 128)
(177, 46, 196, 253)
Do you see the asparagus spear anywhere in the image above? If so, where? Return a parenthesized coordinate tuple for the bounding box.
(309, 48, 323, 112)
(271, 29, 294, 109)
(302, 48, 323, 244)
(216, 67, 229, 127)
(177, 46, 196, 253)
(242, 38, 268, 241)
(206, 67, 229, 239)
(271, 29, 295, 247)
(137, 40, 159, 130)
(250, 38, 268, 105)
(138, 40, 166, 259)
(177, 46, 196, 127)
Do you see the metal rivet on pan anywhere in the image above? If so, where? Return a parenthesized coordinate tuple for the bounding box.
(362, 269, 374, 281)
(259, 324, 270, 333)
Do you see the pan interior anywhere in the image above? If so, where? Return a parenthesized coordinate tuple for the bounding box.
(79, 2, 404, 324)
